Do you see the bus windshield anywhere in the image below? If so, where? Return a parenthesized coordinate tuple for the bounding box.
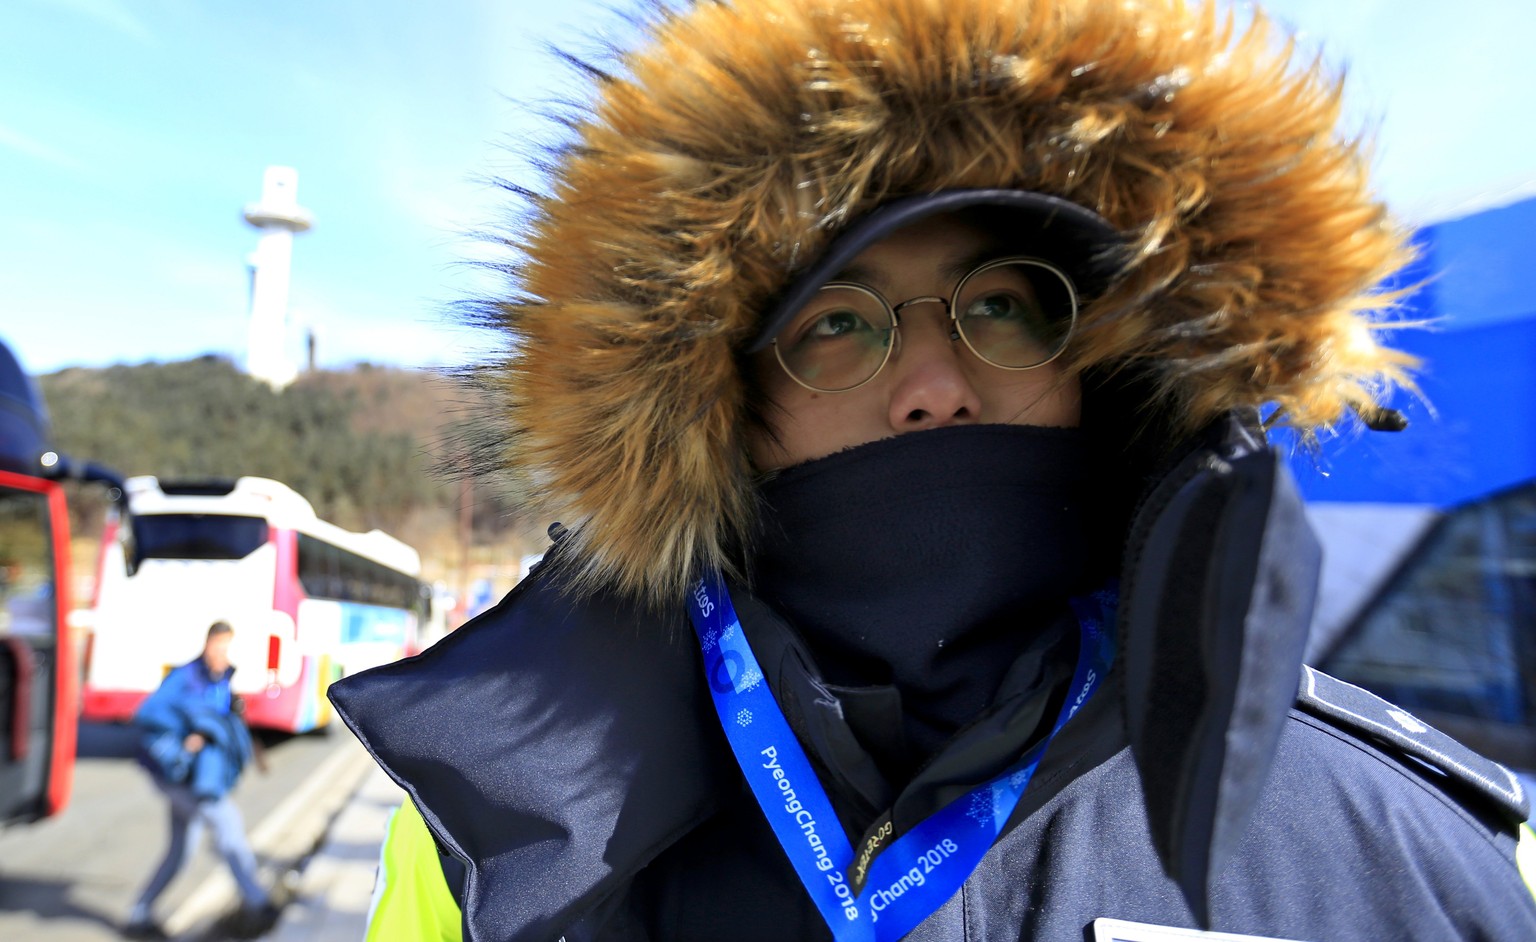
(132, 514, 269, 562)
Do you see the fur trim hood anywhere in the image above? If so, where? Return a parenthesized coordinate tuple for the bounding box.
(483, 0, 1415, 605)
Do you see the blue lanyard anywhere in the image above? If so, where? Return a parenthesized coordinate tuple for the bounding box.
(687, 575, 1116, 941)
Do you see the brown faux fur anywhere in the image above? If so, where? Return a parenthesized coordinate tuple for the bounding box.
(483, 0, 1416, 606)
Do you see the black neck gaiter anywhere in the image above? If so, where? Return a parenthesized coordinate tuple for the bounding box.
(750, 424, 1098, 766)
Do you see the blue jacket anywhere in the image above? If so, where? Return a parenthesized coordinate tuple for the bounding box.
(133, 658, 252, 799)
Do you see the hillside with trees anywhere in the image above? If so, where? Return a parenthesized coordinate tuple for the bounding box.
(38, 357, 538, 590)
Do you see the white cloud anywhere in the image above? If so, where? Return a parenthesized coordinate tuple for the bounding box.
(163, 253, 248, 294)
(25, 0, 155, 43)
(0, 123, 87, 173)
(288, 294, 500, 370)
(0, 212, 252, 369)
(1254, 0, 1536, 213)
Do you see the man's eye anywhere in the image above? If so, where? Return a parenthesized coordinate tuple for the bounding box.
(807, 308, 873, 338)
(965, 292, 1032, 320)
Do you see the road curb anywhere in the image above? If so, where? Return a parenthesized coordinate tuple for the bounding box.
(165, 738, 375, 938)
(264, 762, 404, 942)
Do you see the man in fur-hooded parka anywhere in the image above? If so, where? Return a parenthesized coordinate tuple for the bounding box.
(330, 1, 1536, 941)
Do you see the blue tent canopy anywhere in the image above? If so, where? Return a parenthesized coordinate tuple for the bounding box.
(1285, 194, 1536, 507)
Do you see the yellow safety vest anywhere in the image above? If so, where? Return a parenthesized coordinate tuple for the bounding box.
(1519, 823, 1536, 903)
(362, 800, 1536, 939)
(366, 800, 463, 942)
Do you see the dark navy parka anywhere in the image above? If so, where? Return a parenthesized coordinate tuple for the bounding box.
(332, 418, 1536, 941)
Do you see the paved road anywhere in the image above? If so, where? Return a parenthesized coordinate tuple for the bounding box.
(0, 722, 356, 942)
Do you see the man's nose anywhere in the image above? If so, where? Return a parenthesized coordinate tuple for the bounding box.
(885, 306, 982, 432)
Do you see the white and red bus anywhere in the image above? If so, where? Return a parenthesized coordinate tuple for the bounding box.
(83, 475, 427, 733)
(1, 337, 122, 825)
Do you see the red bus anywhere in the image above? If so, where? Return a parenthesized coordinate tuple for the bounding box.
(0, 338, 120, 825)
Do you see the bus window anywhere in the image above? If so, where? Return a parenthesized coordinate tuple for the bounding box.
(342, 550, 367, 603)
(0, 488, 56, 641)
(131, 514, 269, 563)
(0, 483, 62, 825)
(298, 535, 346, 600)
(299, 534, 417, 607)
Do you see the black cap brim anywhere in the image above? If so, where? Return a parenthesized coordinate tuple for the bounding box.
(747, 189, 1126, 352)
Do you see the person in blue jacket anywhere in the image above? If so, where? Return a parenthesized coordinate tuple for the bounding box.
(124, 621, 271, 940)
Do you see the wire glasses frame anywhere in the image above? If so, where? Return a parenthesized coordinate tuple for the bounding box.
(769, 256, 1080, 393)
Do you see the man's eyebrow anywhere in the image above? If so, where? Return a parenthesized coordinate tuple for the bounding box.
(939, 244, 1010, 284)
(830, 261, 885, 290)
(831, 241, 1013, 292)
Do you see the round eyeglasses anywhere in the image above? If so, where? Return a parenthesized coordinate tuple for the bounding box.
(769, 257, 1079, 393)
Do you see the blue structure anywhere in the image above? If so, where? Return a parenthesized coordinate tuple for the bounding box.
(1285, 192, 1536, 770)
(1287, 194, 1536, 506)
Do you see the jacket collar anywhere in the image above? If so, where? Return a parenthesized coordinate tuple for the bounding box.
(329, 575, 729, 942)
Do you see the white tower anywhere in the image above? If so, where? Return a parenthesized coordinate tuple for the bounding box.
(243, 166, 313, 388)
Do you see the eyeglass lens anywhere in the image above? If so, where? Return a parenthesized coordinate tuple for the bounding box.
(772, 259, 1076, 392)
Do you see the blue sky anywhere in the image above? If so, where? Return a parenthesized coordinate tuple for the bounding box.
(4, 0, 1535, 374)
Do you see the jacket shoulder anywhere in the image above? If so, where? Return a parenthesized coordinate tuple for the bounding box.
(135, 663, 196, 723)
(161, 661, 199, 689)
(329, 569, 728, 942)
(1297, 666, 1529, 824)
